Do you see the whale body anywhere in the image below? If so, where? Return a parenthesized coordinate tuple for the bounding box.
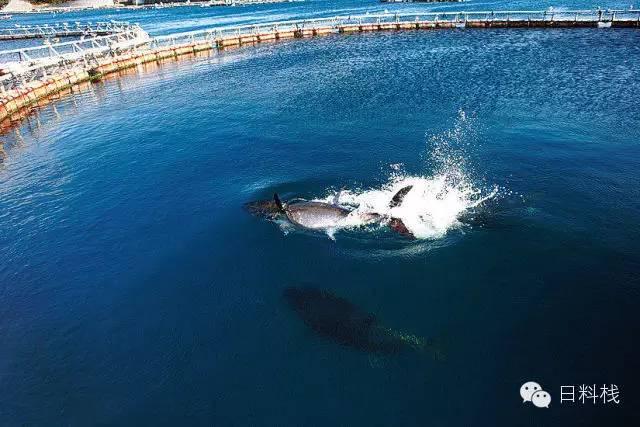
(245, 186, 414, 237)
(283, 286, 426, 354)
(283, 201, 351, 229)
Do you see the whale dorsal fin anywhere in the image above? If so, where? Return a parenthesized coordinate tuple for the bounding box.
(273, 193, 285, 212)
(389, 185, 413, 208)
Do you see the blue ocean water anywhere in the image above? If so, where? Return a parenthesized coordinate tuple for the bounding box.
(1, 1, 640, 425)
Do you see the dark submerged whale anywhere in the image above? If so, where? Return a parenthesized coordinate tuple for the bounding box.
(245, 186, 414, 236)
(283, 286, 435, 355)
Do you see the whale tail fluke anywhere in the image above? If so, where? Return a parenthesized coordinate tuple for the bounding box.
(389, 218, 414, 239)
(389, 185, 413, 208)
(386, 327, 447, 361)
(387, 185, 415, 238)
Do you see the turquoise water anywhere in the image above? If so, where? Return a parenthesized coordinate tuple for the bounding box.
(1, 1, 640, 425)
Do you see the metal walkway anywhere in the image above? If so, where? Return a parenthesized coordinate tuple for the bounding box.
(0, 21, 138, 41)
(1, 9, 639, 90)
(150, 9, 640, 48)
(0, 24, 149, 88)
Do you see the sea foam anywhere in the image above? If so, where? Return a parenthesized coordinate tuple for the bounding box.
(316, 110, 500, 240)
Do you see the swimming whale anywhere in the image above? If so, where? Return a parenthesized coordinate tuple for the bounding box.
(274, 194, 353, 230)
(245, 186, 414, 236)
(283, 286, 430, 354)
(244, 195, 352, 229)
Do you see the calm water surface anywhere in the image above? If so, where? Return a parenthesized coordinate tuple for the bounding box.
(1, 1, 639, 425)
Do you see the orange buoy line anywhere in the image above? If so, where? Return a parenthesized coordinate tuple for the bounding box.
(1, 9, 639, 130)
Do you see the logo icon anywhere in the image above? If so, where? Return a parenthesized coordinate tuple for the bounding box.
(520, 381, 551, 408)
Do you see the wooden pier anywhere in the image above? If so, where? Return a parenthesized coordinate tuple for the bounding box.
(1, 9, 639, 128)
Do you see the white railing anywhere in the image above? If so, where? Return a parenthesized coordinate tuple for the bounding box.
(0, 21, 136, 40)
(1, 9, 638, 90)
(0, 25, 149, 88)
(150, 9, 640, 47)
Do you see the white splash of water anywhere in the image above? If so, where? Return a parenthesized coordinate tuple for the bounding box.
(316, 110, 500, 240)
(321, 175, 497, 240)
